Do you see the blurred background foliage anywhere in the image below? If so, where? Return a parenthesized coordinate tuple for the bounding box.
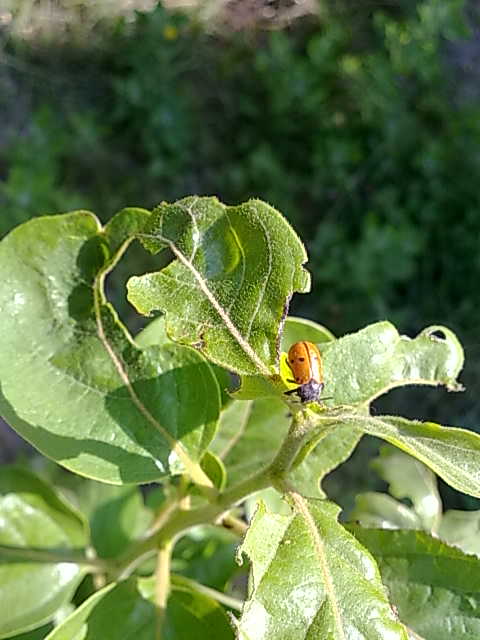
(1, 0, 480, 506)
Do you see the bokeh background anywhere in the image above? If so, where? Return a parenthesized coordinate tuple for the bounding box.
(1, 0, 479, 508)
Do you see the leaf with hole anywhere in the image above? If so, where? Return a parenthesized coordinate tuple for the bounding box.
(0, 210, 221, 484)
(127, 196, 310, 376)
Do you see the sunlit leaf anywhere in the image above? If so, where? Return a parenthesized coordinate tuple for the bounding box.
(320, 322, 464, 405)
(353, 415, 480, 498)
(127, 196, 310, 376)
(237, 499, 407, 639)
(438, 509, 480, 557)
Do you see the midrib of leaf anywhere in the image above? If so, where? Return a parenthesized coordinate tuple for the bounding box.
(290, 491, 346, 640)
(93, 236, 215, 495)
(149, 230, 271, 377)
(336, 413, 480, 498)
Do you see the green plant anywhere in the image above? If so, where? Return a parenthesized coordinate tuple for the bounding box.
(1, 196, 480, 639)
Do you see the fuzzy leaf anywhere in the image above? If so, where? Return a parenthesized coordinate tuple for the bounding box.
(238, 499, 407, 639)
(319, 322, 464, 406)
(127, 197, 310, 376)
(353, 415, 480, 498)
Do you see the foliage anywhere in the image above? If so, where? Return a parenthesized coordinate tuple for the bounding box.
(0, 197, 479, 638)
(2, 0, 479, 347)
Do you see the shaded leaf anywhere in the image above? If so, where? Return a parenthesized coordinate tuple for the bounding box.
(127, 196, 310, 376)
(172, 525, 240, 591)
(86, 485, 153, 559)
(200, 451, 227, 491)
(0, 467, 87, 638)
(238, 499, 407, 639)
(289, 425, 362, 498)
(45, 576, 235, 639)
(6, 625, 52, 640)
(0, 211, 220, 484)
(211, 398, 289, 486)
(350, 526, 480, 640)
(136, 315, 233, 406)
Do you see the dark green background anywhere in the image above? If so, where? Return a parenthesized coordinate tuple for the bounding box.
(1, 0, 479, 506)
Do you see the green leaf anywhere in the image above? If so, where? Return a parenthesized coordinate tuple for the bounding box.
(200, 451, 227, 491)
(235, 320, 463, 405)
(0, 467, 87, 638)
(0, 210, 221, 484)
(127, 196, 310, 376)
(279, 316, 335, 351)
(372, 447, 441, 531)
(136, 314, 233, 406)
(350, 526, 480, 640)
(438, 510, 480, 557)
(45, 576, 235, 639)
(289, 425, 362, 497)
(352, 414, 480, 498)
(238, 498, 407, 639)
(211, 397, 290, 486)
(85, 484, 153, 559)
(172, 525, 240, 591)
(6, 625, 52, 640)
(320, 322, 464, 405)
(351, 492, 421, 529)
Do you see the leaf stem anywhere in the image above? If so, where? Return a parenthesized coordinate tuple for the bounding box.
(115, 407, 319, 574)
(220, 513, 248, 536)
(155, 540, 173, 640)
(173, 574, 243, 612)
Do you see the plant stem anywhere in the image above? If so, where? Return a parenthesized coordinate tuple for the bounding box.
(173, 574, 243, 612)
(220, 513, 248, 536)
(155, 540, 173, 640)
(115, 407, 320, 575)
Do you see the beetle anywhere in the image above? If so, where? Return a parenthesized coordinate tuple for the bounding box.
(284, 340, 324, 403)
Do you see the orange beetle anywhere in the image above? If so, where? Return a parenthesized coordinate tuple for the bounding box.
(285, 341, 324, 403)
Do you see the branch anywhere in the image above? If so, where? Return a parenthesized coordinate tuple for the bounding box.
(155, 540, 173, 640)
